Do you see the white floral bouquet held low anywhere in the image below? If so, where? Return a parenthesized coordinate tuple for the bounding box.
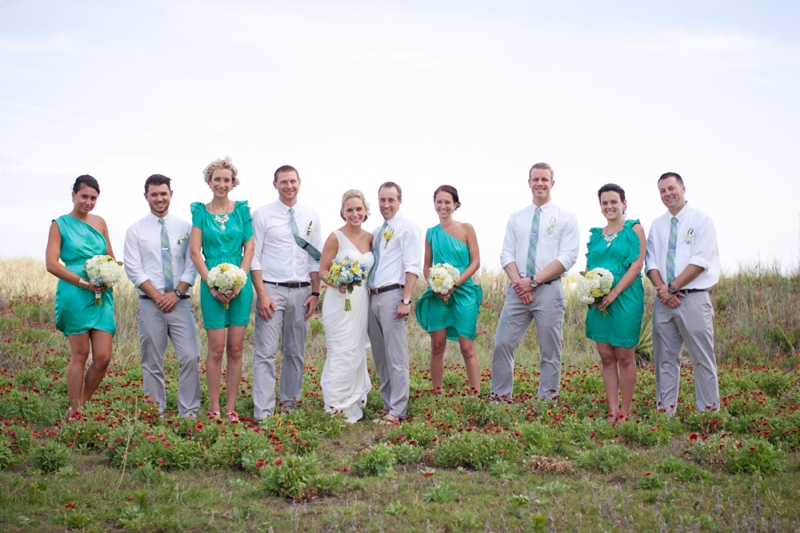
(83, 255, 124, 306)
(428, 263, 460, 305)
(325, 256, 369, 311)
(206, 263, 248, 309)
(577, 267, 614, 316)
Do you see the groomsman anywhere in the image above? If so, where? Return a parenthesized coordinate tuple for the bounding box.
(645, 172, 720, 414)
(124, 174, 201, 417)
(250, 165, 322, 420)
(491, 163, 580, 401)
(367, 182, 422, 424)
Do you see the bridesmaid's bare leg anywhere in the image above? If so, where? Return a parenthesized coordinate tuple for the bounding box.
(615, 346, 637, 416)
(429, 329, 447, 393)
(206, 328, 227, 415)
(80, 330, 112, 405)
(66, 332, 91, 412)
(224, 326, 246, 415)
(457, 336, 481, 395)
(596, 342, 620, 421)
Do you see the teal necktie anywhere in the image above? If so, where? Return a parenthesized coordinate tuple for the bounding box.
(666, 216, 678, 283)
(159, 218, 174, 292)
(525, 207, 542, 277)
(367, 221, 388, 288)
(289, 208, 321, 261)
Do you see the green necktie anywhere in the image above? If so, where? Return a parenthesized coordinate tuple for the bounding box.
(289, 208, 321, 261)
(367, 220, 388, 288)
(666, 216, 678, 283)
(159, 218, 174, 292)
(525, 207, 542, 277)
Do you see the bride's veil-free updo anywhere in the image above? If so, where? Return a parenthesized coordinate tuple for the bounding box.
(340, 189, 370, 221)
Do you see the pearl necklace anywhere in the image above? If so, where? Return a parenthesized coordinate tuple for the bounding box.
(210, 202, 231, 231)
(603, 225, 624, 248)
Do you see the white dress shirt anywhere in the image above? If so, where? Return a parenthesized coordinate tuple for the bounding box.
(124, 213, 197, 294)
(500, 200, 580, 276)
(370, 211, 423, 287)
(251, 200, 322, 282)
(645, 202, 720, 289)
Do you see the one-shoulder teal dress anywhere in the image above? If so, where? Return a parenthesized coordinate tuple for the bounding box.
(54, 215, 116, 336)
(415, 225, 482, 341)
(191, 201, 254, 329)
(585, 219, 644, 348)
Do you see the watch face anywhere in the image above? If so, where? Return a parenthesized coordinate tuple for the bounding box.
(402, 299, 411, 305)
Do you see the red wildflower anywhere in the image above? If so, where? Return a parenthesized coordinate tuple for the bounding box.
(64, 502, 76, 510)
(274, 444, 284, 452)
(254, 459, 265, 469)
(157, 458, 166, 464)
(688, 432, 699, 441)
(423, 471, 435, 477)
(136, 461, 144, 467)
(749, 446, 758, 451)
(644, 472, 652, 476)
(274, 458, 284, 466)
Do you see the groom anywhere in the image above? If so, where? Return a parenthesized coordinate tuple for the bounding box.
(250, 165, 322, 421)
(367, 182, 422, 424)
(123, 174, 201, 417)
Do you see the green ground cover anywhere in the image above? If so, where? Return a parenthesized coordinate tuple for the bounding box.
(1, 259, 799, 532)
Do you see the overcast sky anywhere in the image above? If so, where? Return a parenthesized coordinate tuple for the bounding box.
(2, 0, 798, 273)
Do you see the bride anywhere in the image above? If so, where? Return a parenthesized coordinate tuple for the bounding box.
(319, 190, 374, 423)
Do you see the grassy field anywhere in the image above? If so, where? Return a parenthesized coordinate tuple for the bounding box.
(1, 258, 799, 532)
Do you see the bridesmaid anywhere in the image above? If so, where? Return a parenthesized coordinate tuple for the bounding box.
(190, 157, 254, 422)
(415, 185, 482, 395)
(585, 183, 645, 424)
(45, 175, 116, 415)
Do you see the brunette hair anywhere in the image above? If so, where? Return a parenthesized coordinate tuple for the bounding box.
(73, 175, 100, 194)
(274, 165, 299, 182)
(433, 185, 461, 210)
(144, 174, 172, 193)
(597, 183, 626, 202)
(658, 172, 684, 185)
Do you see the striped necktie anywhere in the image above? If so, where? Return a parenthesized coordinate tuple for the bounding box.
(666, 216, 678, 283)
(525, 206, 542, 277)
(159, 218, 174, 292)
(289, 207, 321, 261)
(367, 220, 388, 288)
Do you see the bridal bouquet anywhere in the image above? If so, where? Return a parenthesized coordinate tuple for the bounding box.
(428, 263, 460, 305)
(84, 255, 124, 305)
(325, 256, 369, 311)
(207, 263, 248, 309)
(577, 267, 614, 315)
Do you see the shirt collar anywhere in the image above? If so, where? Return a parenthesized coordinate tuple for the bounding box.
(147, 213, 171, 224)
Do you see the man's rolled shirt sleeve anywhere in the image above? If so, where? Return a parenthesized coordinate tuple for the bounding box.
(499, 216, 517, 269)
(123, 226, 149, 289)
(250, 209, 265, 273)
(402, 223, 423, 277)
(555, 212, 580, 272)
(687, 216, 716, 271)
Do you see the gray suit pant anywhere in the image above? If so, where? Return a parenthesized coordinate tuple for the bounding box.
(367, 289, 409, 419)
(653, 291, 719, 414)
(136, 298, 201, 417)
(252, 283, 309, 420)
(491, 282, 565, 400)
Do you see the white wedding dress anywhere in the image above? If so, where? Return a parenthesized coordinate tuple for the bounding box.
(320, 230, 373, 423)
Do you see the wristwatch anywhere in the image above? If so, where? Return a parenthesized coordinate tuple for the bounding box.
(667, 284, 678, 295)
(311, 291, 321, 298)
(174, 289, 184, 298)
(401, 298, 411, 305)
(530, 276, 539, 288)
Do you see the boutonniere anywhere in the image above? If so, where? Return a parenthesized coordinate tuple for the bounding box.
(382, 227, 394, 248)
(547, 217, 557, 235)
(177, 233, 189, 245)
(684, 228, 694, 244)
(306, 221, 315, 236)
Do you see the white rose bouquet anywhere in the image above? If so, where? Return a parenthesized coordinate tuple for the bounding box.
(206, 263, 248, 309)
(325, 256, 369, 311)
(83, 255, 124, 306)
(428, 263, 460, 305)
(577, 267, 614, 315)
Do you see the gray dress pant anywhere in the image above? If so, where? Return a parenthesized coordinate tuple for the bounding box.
(367, 288, 409, 418)
(136, 298, 201, 417)
(252, 283, 309, 420)
(653, 291, 719, 414)
(491, 282, 565, 400)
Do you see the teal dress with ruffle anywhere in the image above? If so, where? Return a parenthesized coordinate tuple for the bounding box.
(191, 201, 254, 329)
(585, 219, 644, 348)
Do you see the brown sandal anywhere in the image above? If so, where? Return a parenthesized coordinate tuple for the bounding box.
(374, 414, 400, 426)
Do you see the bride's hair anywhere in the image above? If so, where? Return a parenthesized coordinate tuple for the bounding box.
(340, 189, 370, 221)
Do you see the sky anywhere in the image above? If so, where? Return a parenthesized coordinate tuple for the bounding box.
(2, 0, 799, 274)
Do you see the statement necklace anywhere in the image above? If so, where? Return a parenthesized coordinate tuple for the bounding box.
(603, 225, 623, 248)
(210, 202, 231, 231)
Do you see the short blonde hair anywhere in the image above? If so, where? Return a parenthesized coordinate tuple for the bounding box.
(340, 189, 370, 222)
(529, 162, 554, 180)
(203, 156, 240, 188)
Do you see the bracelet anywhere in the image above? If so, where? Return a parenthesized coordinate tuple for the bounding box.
(78, 278, 90, 288)
(311, 291, 321, 297)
